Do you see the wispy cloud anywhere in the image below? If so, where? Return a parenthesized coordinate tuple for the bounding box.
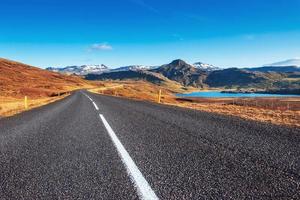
(129, 0, 159, 13)
(89, 43, 113, 51)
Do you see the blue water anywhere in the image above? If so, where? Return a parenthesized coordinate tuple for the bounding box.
(177, 91, 300, 98)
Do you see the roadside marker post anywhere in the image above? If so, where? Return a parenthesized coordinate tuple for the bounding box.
(24, 96, 28, 110)
(158, 89, 162, 103)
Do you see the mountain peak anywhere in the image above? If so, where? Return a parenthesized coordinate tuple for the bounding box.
(170, 59, 188, 66)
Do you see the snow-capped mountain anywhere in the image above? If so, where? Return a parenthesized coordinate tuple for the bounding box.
(111, 65, 158, 72)
(264, 58, 300, 67)
(47, 64, 109, 75)
(193, 62, 219, 71)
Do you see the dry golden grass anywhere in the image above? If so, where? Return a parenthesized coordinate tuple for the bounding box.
(0, 95, 68, 117)
(89, 80, 300, 128)
(0, 58, 95, 98)
(171, 101, 300, 128)
(88, 80, 187, 103)
(0, 57, 98, 117)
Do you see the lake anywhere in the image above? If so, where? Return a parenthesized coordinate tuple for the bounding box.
(177, 91, 300, 98)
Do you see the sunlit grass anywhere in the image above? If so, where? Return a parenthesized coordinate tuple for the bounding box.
(0, 95, 68, 117)
(89, 80, 300, 128)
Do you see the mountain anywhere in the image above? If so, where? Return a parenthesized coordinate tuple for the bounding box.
(265, 59, 300, 67)
(246, 66, 300, 73)
(86, 59, 297, 89)
(204, 68, 275, 87)
(79, 58, 300, 90)
(111, 65, 157, 72)
(193, 62, 219, 71)
(245, 59, 300, 73)
(47, 64, 158, 75)
(47, 64, 109, 75)
(0, 58, 91, 98)
(86, 70, 166, 84)
(152, 59, 208, 87)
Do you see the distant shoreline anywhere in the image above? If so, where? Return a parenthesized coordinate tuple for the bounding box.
(221, 89, 300, 96)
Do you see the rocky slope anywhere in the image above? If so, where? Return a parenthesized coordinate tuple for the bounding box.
(151, 59, 208, 87)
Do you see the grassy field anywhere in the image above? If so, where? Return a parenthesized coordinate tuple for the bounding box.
(174, 97, 300, 128)
(0, 58, 97, 117)
(0, 95, 70, 117)
(89, 81, 300, 128)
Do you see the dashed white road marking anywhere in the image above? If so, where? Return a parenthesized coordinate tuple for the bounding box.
(87, 96, 93, 102)
(82, 92, 93, 102)
(99, 114, 159, 200)
(83, 93, 99, 110)
(92, 102, 99, 110)
(83, 92, 158, 199)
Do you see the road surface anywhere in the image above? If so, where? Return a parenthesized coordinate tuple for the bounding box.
(1, 91, 299, 199)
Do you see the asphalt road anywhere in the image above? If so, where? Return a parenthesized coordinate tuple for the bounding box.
(1, 91, 299, 199)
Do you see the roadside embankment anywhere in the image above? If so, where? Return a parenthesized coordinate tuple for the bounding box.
(0, 93, 70, 117)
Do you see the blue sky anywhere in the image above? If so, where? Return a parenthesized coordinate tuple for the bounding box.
(1, 0, 300, 68)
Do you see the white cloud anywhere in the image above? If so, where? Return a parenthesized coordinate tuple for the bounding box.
(89, 43, 113, 51)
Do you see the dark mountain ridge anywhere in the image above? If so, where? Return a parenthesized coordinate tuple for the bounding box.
(86, 70, 165, 84)
(245, 66, 300, 73)
(151, 59, 208, 87)
(84, 59, 300, 91)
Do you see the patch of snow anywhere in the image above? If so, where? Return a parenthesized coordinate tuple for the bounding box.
(111, 65, 158, 72)
(47, 64, 109, 75)
(193, 62, 219, 71)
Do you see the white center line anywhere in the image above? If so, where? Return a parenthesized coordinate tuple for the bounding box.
(83, 93, 93, 102)
(99, 114, 159, 200)
(92, 102, 99, 110)
(83, 93, 99, 110)
(87, 96, 93, 102)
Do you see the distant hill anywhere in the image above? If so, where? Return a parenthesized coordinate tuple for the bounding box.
(152, 59, 208, 87)
(204, 68, 275, 87)
(85, 59, 300, 90)
(245, 59, 300, 73)
(47, 64, 158, 75)
(0, 58, 91, 98)
(246, 66, 300, 73)
(111, 65, 158, 72)
(86, 70, 165, 84)
(193, 62, 220, 71)
(265, 58, 300, 67)
(47, 64, 109, 75)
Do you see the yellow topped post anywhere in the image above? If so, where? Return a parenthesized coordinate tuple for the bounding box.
(158, 89, 162, 103)
(24, 96, 28, 110)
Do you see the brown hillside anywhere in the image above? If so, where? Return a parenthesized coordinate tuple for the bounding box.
(0, 58, 92, 98)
